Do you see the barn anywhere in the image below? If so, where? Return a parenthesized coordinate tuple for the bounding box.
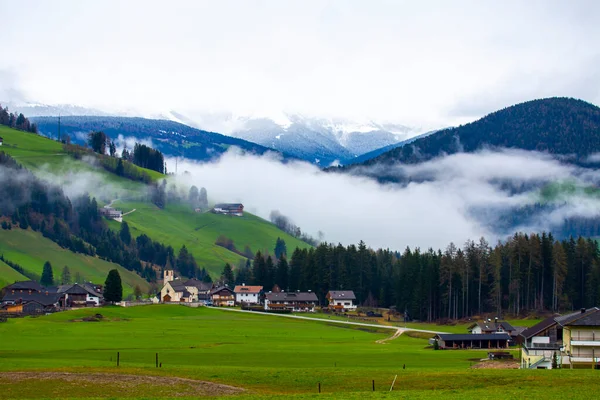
(434, 333, 511, 349)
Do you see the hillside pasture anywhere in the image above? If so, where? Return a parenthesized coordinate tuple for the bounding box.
(0, 228, 149, 295)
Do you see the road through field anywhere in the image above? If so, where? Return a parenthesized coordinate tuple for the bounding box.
(217, 307, 448, 335)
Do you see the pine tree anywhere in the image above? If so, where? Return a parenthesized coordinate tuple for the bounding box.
(61, 265, 72, 285)
(221, 263, 234, 285)
(276, 257, 289, 290)
(104, 269, 123, 303)
(41, 261, 54, 286)
(120, 221, 132, 245)
(274, 237, 287, 259)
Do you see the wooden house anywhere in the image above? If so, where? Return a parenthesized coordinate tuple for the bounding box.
(212, 203, 244, 216)
(234, 284, 263, 305)
(209, 286, 235, 306)
(264, 291, 319, 312)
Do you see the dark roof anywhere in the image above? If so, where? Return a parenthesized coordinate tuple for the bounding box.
(169, 282, 188, 292)
(328, 291, 356, 300)
(436, 333, 511, 341)
(183, 279, 213, 291)
(520, 316, 558, 339)
(266, 292, 319, 302)
(210, 286, 234, 296)
(214, 203, 243, 209)
(475, 321, 515, 332)
(562, 308, 600, 327)
(2, 292, 63, 306)
(4, 281, 44, 292)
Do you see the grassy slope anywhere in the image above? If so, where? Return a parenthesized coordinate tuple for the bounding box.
(0, 259, 28, 288)
(0, 228, 149, 295)
(0, 305, 596, 400)
(0, 125, 160, 199)
(109, 202, 312, 277)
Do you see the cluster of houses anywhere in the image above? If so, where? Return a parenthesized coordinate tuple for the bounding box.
(432, 309, 600, 369)
(158, 270, 356, 312)
(0, 280, 104, 314)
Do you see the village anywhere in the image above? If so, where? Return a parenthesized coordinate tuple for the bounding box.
(2, 268, 600, 371)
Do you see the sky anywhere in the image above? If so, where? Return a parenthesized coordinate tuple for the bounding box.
(1, 0, 600, 129)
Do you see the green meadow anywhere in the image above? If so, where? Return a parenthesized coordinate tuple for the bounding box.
(0, 305, 598, 399)
(0, 228, 150, 295)
(108, 201, 312, 276)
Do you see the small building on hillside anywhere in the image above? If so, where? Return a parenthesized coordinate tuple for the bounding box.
(210, 286, 235, 306)
(99, 206, 123, 222)
(264, 291, 319, 312)
(0, 136, 3, 146)
(434, 333, 511, 349)
(234, 284, 263, 305)
(212, 203, 244, 216)
(326, 290, 357, 311)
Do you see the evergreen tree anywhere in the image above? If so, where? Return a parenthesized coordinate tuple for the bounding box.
(88, 131, 109, 154)
(119, 221, 132, 245)
(60, 265, 72, 285)
(274, 237, 287, 259)
(104, 269, 123, 303)
(109, 141, 117, 157)
(276, 257, 289, 290)
(74, 271, 84, 284)
(188, 185, 199, 206)
(115, 159, 125, 176)
(41, 261, 54, 286)
(221, 263, 234, 285)
(199, 187, 208, 209)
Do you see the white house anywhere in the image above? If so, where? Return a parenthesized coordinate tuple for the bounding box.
(326, 290, 357, 311)
(234, 284, 263, 305)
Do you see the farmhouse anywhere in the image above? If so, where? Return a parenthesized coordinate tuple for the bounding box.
(234, 284, 263, 305)
(98, 206, 123, 221)
(520, 307, 600, 369)
(326, 290, 357, 311)
(0, 136, 3, 146)
(212, 203, 244, 216)
(434, 333, 511, 349)
(210, 286, 235, 306)
(1, 292, 64, 314)
(468, 319, 515, 335)
(57, 283, 103, 306)
(264, 291, 319, 312)
(3, 280, 44, 294)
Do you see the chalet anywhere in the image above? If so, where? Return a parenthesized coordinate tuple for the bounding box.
(234, 284, 263, 305)
(98, 206, 123, 221)
(264, 291, 319, 312)
(434, 333, 511, 349)
(326, 291, 357, 311)
(210, 286, 235, 307)
(212, 203, 244, 216)
(3, 280, 44, 294)
(468, 319, 516, 335)
(57, 283, 103, 307)
(1, 292, 64, 314)
(520, 307, 600, 369)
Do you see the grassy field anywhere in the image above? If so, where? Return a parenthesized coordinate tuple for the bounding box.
(108, 201, 312, 277)
(0, 305, 597, 399)
(0, 259, 27, 289)
(0, 228, 150, 295)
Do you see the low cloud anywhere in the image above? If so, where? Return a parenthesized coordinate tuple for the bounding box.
(172, 148, 600, 250)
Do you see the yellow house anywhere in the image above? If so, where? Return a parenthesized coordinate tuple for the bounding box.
(561, 308, 600, 369)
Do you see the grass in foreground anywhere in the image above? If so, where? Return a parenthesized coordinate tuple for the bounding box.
(0, 305, 598, 399)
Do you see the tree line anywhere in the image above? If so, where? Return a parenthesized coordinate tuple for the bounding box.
(238, 232, 600, 320)
(0, 105, 38, 134)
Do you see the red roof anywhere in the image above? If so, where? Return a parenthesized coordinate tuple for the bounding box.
(234, 285, 263, 294)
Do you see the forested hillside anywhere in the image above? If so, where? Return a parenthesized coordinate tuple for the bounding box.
(33, 116, 281, 162)
(349, 97, 600, 168)
(248, 233, 600, 320)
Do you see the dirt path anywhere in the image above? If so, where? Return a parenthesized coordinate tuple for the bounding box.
(376, 328, 404, 344)
(0, 371, 244, 397)
(122, 209, 136, 216)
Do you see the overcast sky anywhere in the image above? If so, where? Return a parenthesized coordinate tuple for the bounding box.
(1, 0, 599, 128)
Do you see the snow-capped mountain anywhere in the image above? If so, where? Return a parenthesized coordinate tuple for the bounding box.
(0, 101, 111, 117)
(168, 111, 424, 165)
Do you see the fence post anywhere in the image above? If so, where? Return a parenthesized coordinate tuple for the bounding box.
(372, 379, 375, 391)
(156, 353, 159, 368)
(117, 351, 120, 367)
(318, 382, 321, 393)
